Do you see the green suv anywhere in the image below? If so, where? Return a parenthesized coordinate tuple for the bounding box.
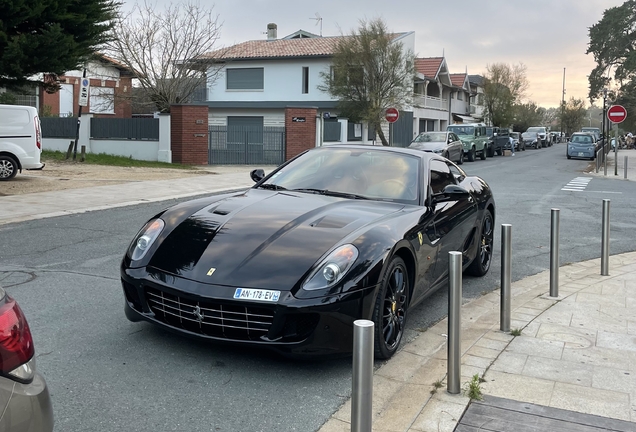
(447, 123, 489, 161)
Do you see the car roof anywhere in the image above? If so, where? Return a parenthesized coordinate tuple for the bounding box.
(312, 144, 434, 160)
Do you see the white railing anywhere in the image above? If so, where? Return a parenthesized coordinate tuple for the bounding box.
(413, 94, 448, 110)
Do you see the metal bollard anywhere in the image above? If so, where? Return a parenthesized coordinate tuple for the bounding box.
(550, 209, 560, 297)
(447, 251, 462, 395)
(604, 152, 608, 175)
(500, 225, 511, 332)
(351, 320, 374, 432)
(596, 150, 600, 173)
(601, 199, 610, 276)
(624, 155, 628, 179)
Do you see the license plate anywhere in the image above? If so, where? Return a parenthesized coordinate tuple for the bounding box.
(578, 152, 584, 156)
(233, 288, 280, 302)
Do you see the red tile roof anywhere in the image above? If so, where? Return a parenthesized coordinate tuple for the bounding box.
(201, 32, 409, 61)
(415, 57, 444, 78)
(449, 73, 467, 87)
(201, 36, 346, 60)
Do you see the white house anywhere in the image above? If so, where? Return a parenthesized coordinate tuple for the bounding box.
(199, 25, 416, 146)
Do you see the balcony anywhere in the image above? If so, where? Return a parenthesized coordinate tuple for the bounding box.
(413, 94, 448, 111)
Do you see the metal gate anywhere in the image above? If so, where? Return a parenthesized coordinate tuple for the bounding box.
(208, 125, 285, 165)
(391, 111, 414, 147)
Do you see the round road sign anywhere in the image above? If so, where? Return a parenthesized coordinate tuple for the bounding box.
(385, 108, 399, 123)
(607, 105, 627, 123)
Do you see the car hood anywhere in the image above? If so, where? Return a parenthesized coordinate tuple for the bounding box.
(455, 134, 476, 142)
(409, 142, 445, 151)
(149, 189, 405, 289)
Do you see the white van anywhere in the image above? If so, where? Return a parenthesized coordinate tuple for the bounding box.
(0, 104, 44, 180)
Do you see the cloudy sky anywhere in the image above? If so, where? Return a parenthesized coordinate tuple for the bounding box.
(129, 0, 625, 108)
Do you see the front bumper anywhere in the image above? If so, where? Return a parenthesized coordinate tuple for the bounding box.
(0, 372, 54, 432)
(568, 147, 595, 158)
(121, 267, 379, 358)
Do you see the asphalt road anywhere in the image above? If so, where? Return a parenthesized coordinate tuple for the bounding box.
(1, 143, 634, 432)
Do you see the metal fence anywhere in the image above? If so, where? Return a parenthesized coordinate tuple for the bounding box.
(41, 117, 78, 138)
(90, 118, 159, 140)
(324, 120, 341, 142)
(208, 125, 285, 165)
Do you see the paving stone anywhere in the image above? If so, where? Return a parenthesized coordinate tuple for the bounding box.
(550, 382, 631, 421)
(597, 330, 636, 352)
(505, 335, 564, 359)
(409, 395, 468, 432)
(481, 370, 555, 406)
(490, 351, 528, 374)
(522, 355, 594, 386)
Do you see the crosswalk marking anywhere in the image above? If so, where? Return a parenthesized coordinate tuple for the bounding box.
(562, 177, 592, 192)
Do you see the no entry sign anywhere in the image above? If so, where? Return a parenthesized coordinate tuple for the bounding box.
(385, 108, 399, 123)
(607, 105, 627, 123)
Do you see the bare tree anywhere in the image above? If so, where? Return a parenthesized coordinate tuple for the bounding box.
(106, 1, 223, 113)
(319, 18, 415, 146)
(483, 63, 528, 127)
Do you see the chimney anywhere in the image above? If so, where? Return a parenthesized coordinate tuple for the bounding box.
(267, 23, 277, 40)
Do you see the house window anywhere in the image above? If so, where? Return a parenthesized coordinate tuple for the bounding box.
(226, 68, 264, 90)
(457, 92, 463, 101)
(302, 67, 309, 94)
(89, 87, 114, 114)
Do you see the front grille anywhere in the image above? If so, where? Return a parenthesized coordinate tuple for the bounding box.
(146, 287, 274, 341)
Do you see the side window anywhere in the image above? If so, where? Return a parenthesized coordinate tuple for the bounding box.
(448, 163, 465, 182)
(430, 159, 456, 194)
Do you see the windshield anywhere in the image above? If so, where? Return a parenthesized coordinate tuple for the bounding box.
(260, 148, 420, 204)
(447, 126, 474, 136)
(412, 132, 447, 143)
(526, 127, 544, 133)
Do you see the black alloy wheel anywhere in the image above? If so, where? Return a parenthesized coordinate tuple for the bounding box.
(0, 155, 18, 180)
(467, 211, 494, 276)
(373, 256, 409, 359)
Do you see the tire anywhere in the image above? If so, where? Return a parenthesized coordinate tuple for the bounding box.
(480, 147, 487, 160)
(567, 154, 571, 159)
(0, 155, 18, 180)
(467, 210, 494, 277)
(467, 147, 476, 162)
(487, 145, 495, 157)
(496, 148, 502, 156)
(373, 256, 409, 359)
(457, 151, 464, 165)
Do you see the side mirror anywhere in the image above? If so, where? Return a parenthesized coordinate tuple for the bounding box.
(250, 168, 265, 183)
(432, 184, 470, 204)
(493, 132, 497, 137)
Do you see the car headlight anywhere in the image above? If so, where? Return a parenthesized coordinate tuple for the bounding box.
(128, 219, 165, 261)
(433, 148, 444, 154)
(569, 146, 574, 151)
(302, 244, 359, 291)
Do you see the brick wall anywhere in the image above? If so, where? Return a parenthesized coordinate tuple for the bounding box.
(40, 75, 133, 118)
(170, 104, 209, 165)
(285, 107, 317, 160)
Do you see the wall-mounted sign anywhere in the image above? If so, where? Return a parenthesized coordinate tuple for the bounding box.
(195, 119, 204, 124)
(292, 117, 306, 122)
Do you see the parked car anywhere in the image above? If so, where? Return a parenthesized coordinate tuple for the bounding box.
(0, 284, 54, 431)
(486, 127, 510, 156)
(522, 126, 549, 148)
(446, 123, 489, 161)
(580, 127, 601, 143)
(567, 132, 597, 160)
(409, 131, 464, 164)
(121, 145, 495, 359)
(0, 104, 45, 180)
(506, 132, 525, 151)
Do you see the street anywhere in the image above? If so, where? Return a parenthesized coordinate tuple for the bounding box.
(1, 143, 635, 432)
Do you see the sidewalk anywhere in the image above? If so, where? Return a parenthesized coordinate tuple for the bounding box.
(319, 253, 636, 431)
(2, 163, 635, 431)
(0, 166, 263, 226)
(588, 148, 636, 181)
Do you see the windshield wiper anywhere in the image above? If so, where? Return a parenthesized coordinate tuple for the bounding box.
(291, 188, 369, 200)
(258, 183, 287, 191)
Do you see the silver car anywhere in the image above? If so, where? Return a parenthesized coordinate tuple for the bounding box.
(409, 131, 464, 164)
(0, 284, 54, 431)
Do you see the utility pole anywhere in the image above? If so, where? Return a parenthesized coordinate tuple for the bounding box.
(560, 68, 566, 138)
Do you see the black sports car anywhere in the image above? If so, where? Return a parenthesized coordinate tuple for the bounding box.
(121, 145, 495, 359)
